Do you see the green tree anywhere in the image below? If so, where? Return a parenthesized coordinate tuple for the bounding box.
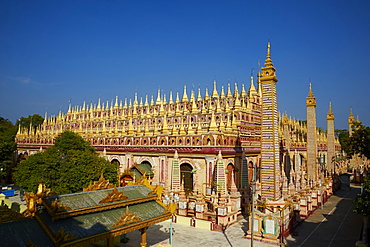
(350, 122, 370, 216)
(16, 114, 44, 134)
(354, 177, 370, 216)
(335, 129, 350, 157)
(0, 117, 17, 182)
(348, 122, 370, 159)
(14, 131, 118, 194)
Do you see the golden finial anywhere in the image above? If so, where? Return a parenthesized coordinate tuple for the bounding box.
(197, 87, 202, 101)
(182, 85, 188, 102)
(264, 40, 274, 67)
(211, 80, 219, 98)
(308, 83, 315, 97)
(156, 89, 161, 105)
(114, 96, 119, 109)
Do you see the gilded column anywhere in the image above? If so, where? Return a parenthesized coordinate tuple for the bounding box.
(260, 42, 281, 201)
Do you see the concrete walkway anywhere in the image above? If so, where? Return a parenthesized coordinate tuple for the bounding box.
(285, 184, 363, 247)
(120, 218, 277, 247)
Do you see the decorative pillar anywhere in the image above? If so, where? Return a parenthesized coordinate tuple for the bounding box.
(139, 227, 148, 247)
(327, 102, 335, 174)
(260, 41, 281, 201)
(306, 83, 318, 182)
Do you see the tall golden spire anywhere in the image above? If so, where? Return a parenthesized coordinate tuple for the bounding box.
(306, 83, 316, 107)
(327, 102, 334, 120)
(348, 108, 354, 125)
(264, 40, 273, 67)
(182, 85, 188, 102)
(211, 80, 219, 98)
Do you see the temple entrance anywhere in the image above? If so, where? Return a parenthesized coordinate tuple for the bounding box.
(226, 163, 234, 192)
(180, 163, 193, 195)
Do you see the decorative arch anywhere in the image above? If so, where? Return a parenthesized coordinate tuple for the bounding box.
(159, 137, 167, 146)
(141, 138, 149, 146)
(134, 138, 140, 145)
(137, 157, 155, 167)
(169, 137, 176, 146)
(151, 138, 157, 145)
(110, 158, 120, 168)
(203, 135, 214, 146)
(125, 137, 133, 146)
(178, 137, 184, 145)
(185, 137, 191, 146)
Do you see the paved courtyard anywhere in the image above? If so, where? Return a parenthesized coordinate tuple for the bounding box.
(119, 218, 277, 247)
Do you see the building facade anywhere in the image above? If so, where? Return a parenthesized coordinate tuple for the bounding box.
(15, 44, 342, 232)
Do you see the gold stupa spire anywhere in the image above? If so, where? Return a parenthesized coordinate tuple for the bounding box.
(327, 102, 334, 120)
(182, 85, 188, 102)
(211, 80, 219, 98)
(197, 88, 202, 101)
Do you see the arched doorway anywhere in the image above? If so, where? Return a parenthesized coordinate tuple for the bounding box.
(180, 163, 193, 195)
(226, 163, 235, 192)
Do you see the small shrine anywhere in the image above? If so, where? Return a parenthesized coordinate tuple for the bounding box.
(0, 175, 174, 246)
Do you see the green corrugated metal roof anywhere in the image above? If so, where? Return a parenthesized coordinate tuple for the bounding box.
(0, 218, 54, 247)
(130, 169, 142, 179)
(40, 200, 166, 240)
(0, 185, 168, 246)
(45, 185, 152, 211)
(136, 163, 154, 176)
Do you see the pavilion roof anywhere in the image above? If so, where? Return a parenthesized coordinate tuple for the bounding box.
(0, 218, 54, 247)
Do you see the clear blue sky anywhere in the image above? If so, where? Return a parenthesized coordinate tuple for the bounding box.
(1, 0, 369, 130)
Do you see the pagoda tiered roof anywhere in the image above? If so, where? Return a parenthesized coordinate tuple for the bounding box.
(0, 177, 173, 246)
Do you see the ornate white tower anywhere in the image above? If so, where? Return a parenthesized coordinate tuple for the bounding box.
(260, 42, 281, 201)
(306, 84, 318, 181)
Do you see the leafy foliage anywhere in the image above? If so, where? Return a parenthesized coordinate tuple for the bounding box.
(16, 114, 44, 134)
(354, 177, 370, 216)
(335, 129, 350, 157)
(349, 122, 370, 216)
(348, 122, 370, 159)
(14, 131, 117, 194)
(0, 117, 17, 181)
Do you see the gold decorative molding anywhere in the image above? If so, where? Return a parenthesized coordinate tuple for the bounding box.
(162, 203, 177, 215)
(99, 187, 128, 204)
(26, 241, 37, 247)
(55, 228, 77, 245)
(148, 185, 163, 198)
(131, 176, 155, 190)
(25, 192, 42, 217)
(83, 173, 115, 192)
(45, 194, 158, 221)
(49, 198, 71, 216)
(112, 206, 142, 228)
